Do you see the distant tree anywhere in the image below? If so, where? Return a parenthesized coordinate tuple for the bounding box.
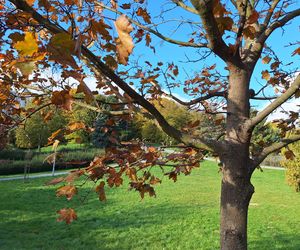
(15, 106, 67, 150)
(15, 111, 49, 150)
(281, 139, 300, 192)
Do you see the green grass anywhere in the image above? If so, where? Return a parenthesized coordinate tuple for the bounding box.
(0, 161, 299, 250)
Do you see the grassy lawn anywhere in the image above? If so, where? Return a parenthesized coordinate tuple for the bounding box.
(0, 161, 299, 250)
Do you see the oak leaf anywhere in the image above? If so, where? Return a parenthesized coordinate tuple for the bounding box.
(14, 32, 38, 57)
(262, 56, 271, 64)
(114, 15, 134, 65)
(136, 8, 151, 24)
(261, 70, 270, 81)
(95, 181, 106, 201)
(57, 208, 77, 224)
(56, 185, 77, 200)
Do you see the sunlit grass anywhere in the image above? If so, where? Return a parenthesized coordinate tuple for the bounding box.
(0, 161, 299, 250)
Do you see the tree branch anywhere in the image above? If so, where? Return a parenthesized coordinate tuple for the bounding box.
(73, 100, 130, 116)
(171, 0, 198, 15)
(251, 134, 300, 170)
(96, 2, 206, 48)
(248, 74, 300, 128)
(260, 8, 300, 42)
(189, 0, 232, 61)
(9, 0, 220, 153)
(167, 91, 226, 106)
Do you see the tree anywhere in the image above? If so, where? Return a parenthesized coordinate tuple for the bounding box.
(1, 1, 300, 249)
(281, 138, 300, 192)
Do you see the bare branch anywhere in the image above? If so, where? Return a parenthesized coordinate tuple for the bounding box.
(259, 8, 300, 43)
(251, 134, 300, 169)
(171, 0, 198, 15)
(262, 0, 280, 29)
(249, 74, 300, 128)
(96, 2, 206, 48)
(168, 91, 226, 106)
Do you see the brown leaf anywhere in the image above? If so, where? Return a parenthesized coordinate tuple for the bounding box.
(247, 11, 259, 24)
(51, 90, 73, 110)
(56, 185, 77, 200)
(114, 15, 134, 65)
(284, 150, 295, 160)
(45, 177, 64, 186)
(95, 181, 106, 201)
(57, 208, 77, 224)
(121, 3, 131, 9)
(136, 8, 151, 24)
(262, 56, 271, 64)
(292, 47, 300, 56)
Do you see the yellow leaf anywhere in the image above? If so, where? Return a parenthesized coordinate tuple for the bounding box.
(14, 32, 38, 57)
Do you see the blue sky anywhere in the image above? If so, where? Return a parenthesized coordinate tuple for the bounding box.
(113, 0, 300, 112)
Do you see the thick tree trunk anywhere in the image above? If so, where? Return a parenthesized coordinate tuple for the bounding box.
(220, 153, 254, 250)
(220, 63, 254, 249)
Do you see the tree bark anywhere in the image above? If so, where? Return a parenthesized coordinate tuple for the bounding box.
(219, 64, 254, 250)
(220, 151, 254, 250)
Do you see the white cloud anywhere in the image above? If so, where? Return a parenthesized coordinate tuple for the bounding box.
(265, 98, 300, 122)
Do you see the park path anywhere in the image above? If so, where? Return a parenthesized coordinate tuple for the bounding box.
(0, 159, 284, 182)
(0, 171, 68, 182)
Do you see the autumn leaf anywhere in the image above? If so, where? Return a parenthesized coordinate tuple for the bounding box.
(57, 208, 77, 224)
(136, 8, 151, 24)
(68, 121, 86, 131)
(14, 32, 38, 57)
(114, 15, 134, 65)
(76, 81, 94, 103)
(95, 181, 106, 201)
(284, 150, 295, 160)
(261, 70, 270, 81)
(56, 185, 77, 200)
(45, 177, 64, 186)
(51, 90, 73, 110)
(292, 47, 300, 56)
(247, 11, 259, 24)
(262, 56, 271, 64)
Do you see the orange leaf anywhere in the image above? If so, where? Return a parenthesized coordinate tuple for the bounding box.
(56, 185, 77, 200)
(57, 208, 77, 224)
(261, 70, 270, 81)
(114, 15, 134, 65)
(292, 47, 300, 56)
(95, 181, 106, 201)
(262, 56, 271, 64)
(68, 121, 86, 131)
